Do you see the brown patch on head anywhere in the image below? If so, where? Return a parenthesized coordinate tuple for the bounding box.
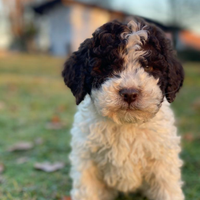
(124, 17, 184, 102)
(62, 20, 131, 104)
(62, 17, 184, 105)
(90, 21, 131, 88)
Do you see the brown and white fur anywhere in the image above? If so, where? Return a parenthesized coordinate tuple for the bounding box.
(62, 17, 184, 200)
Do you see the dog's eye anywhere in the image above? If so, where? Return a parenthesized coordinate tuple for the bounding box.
(114, 74, 121, 78)
(144, 66, 153, 72)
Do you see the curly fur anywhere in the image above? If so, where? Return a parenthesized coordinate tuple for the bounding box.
(62, 16, 184, 200)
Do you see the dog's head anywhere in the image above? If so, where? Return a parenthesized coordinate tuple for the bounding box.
(62, 17, 184, 124)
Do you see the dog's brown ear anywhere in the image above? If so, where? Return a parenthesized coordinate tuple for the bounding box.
(62, 38, 93, 105)
(165, 56, 184, 103)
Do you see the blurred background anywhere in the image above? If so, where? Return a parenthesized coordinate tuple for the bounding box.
(0, 0, 200, 200)
(1, 0, 200, 58)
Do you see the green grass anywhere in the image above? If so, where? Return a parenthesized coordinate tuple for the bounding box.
(0, 54, 200, 200)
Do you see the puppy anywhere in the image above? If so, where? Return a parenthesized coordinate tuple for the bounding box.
(62, 17, 184, 200)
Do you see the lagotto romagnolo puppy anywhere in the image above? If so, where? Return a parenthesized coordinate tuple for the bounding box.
(62, 17, 184, 200)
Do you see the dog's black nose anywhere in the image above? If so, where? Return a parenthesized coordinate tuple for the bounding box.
(119, 88, 139, 104)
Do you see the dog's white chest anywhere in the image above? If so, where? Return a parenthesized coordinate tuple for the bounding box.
(87, 123, 158, 192)
(71, 99, 180, 193)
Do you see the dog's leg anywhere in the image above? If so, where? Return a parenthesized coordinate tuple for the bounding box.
(144, 160, 184, 200)
(70, 158, 117, 200)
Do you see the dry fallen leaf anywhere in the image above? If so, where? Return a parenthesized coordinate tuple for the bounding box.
(0, 164, 5, 174)
(46, 115, 64, 130)
(16, 157, 29, 164)
(183, 133, 194, 142)
(192, 97, 200, 111)
(8, 142, 34, 152)
(34, 137, 43, 145)
(45, 122, 64, 130)
(61, 196, 71, 200)
(51, 115, 61, 123)
(34, 162, 65, 172)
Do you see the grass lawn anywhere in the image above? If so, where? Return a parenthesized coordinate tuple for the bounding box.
(0, 54, 200, 200)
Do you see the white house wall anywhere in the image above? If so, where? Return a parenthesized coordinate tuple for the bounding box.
(39, 3, 110, 56)
(0, 2, 12, 50)
(35, 15, 50, 52)
(70, 4, 110, 52)
(46, 4, 72, 56)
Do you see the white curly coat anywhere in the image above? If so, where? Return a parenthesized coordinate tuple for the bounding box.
(70, 96, 184, 200)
